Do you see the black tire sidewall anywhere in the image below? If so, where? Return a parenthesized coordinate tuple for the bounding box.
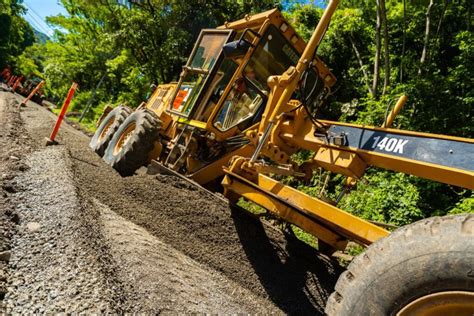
(326, 215, 474, 316)
(103, 113, 141, 163)
(89, 105, 129, 155)
(349, 251, 473, 315)
(103, 109, 160, 176)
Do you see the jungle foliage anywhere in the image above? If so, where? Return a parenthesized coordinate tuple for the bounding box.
(0, 0, 35, 70)
(3, 0, 473, 225)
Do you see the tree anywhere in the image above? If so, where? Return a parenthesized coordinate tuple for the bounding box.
(380, 0, 390, 95)
(0, 0, 35, 69)
(418, 0, 434, 75)
(372, 0, 382, 98)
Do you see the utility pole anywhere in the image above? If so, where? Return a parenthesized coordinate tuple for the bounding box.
(79, 74, 106, 122)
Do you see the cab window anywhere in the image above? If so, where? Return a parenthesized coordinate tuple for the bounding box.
(170, 31, 231, 117)
(244, 25, 300, 93)
(213, 25, 299, 131)
(213, 78, 263, 131)
(196, 58, 239, 121)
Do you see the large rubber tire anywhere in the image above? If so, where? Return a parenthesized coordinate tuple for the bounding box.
(103, 109, 161, 176)
(325, 214, 474, 316)
(89, 105, 131, 157)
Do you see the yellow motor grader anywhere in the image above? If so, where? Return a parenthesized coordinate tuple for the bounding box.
(90, 8, 336, 184)
(91, 1, 474, 314)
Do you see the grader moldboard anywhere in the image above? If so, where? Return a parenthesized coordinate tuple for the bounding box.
(90, 1, 474, 314)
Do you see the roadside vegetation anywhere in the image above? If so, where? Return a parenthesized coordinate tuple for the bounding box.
(1, 0, 472, 228)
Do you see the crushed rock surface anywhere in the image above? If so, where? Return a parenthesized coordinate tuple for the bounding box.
(0, 90, 35, 313)
(4, 147, 115, 313)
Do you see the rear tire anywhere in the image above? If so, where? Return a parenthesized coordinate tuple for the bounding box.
(103, 109, 161, 176)
(89, 105, 131, 157)
(325, 214, 474, 316)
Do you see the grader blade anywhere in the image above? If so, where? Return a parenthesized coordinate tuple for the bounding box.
(222, 170, 388, 248)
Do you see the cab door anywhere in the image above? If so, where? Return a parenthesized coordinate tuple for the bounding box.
(167, 29, 234, 119)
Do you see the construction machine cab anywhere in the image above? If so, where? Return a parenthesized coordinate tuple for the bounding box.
(148, 8, 338, 176)
(212, 23, 321, 133)
(158, 9, 336, 142)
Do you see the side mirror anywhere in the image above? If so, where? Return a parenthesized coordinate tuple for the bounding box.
(223, 39, 252, 58)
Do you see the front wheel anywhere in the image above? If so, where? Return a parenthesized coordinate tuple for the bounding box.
(325, 214, 474, 316)
(89, 105, 131, 157)
(103, 109, 162, 176)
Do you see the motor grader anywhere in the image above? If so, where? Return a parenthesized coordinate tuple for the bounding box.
(91, 1, 473, 314)
(90, 8, 336, 185)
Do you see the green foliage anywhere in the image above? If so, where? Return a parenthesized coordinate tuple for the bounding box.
(339, 171, 423, 226)
(237, 198, 267, 215)
(16, 53, 41, 77)
(448, 193, 474, 215)
(346, 244, 365, 257)
(0, 0, 35, 69)
(282, 1, 473, 226)
(291, 225, 318, 249)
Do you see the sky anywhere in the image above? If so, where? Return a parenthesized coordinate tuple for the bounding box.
(22, 0, 67, 37)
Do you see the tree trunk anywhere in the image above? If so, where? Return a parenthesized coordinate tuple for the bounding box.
(350, 36, 374, 96)
(435, 0, 449, 40)
(419, 0, 434, 75)
(381, 0, 390, 95)
(372, 0, 382, 98)
(400, 0, 406, 83)
(79, 74, 106, 122)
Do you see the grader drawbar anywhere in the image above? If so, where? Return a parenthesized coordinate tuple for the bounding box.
(90, 1, 474, 314)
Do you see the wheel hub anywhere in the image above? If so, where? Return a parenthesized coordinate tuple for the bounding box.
(113, 123, 136, 155)
(397, 291, 474, 316)
(98, 120, 114, 142)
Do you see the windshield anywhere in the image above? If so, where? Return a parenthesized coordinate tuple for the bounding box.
(170, 31, 231, 116)
(190, 33, 228, 70)
(213, 25, 302, 132)
(244, 25, 300, 93)
(196, 58, 239, 121)
(214, 78, 263, 131)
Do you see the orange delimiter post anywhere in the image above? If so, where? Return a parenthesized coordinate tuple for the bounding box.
(20, 80, 45, 106)
(46, 82, 78, 145)
(12, 76, 23, 92)
(7, 75, 16, 86)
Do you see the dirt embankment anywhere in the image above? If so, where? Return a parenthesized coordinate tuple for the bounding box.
(0, 90, 343, 314)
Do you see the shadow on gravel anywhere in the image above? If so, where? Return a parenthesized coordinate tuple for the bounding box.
(70, 155, 100, 167)
(230, 207, 343, 315)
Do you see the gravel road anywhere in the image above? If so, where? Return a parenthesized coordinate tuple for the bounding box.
(0, 89, 343, 314)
